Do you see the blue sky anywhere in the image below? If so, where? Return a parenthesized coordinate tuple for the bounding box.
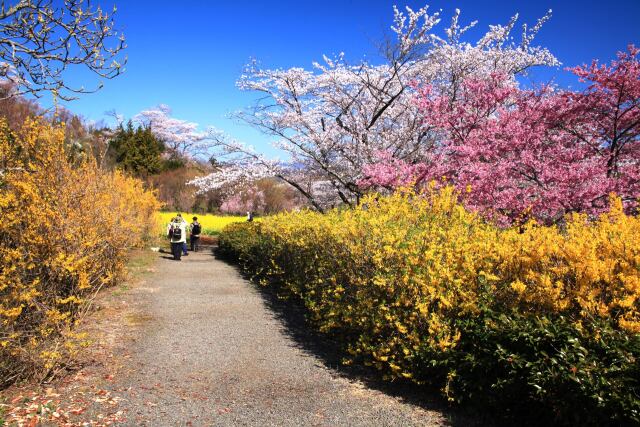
(55, 0, 640, 157)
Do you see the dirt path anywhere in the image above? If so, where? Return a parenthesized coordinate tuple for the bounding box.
(94, 251, 458, 426)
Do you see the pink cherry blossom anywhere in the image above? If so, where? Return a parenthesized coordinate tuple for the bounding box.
(363, 45, 639, 225)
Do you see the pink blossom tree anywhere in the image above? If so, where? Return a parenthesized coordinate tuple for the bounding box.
(362, 46, 640, 224)
(220, 188, 266, 215)
(564, 45, 640, 200)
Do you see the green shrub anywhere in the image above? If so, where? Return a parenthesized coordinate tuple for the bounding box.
(420, 312, 640, 425)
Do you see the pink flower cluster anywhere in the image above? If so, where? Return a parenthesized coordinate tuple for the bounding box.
(362, 46, 640, 225)
(360, 151, 430, 190)
(220, 187, 266, 214)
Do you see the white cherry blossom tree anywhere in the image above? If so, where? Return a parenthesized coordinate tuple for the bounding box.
(134, 104, 209, 158)
(193, 5, 558, 211)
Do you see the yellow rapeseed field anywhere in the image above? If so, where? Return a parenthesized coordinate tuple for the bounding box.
(157, 212, 249, 235)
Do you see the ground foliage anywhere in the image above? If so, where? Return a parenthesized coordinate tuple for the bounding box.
(0, 118, 160, 388)
(218, 186, 640, 425)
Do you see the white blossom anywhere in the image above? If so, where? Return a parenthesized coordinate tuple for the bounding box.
(134, 104, 209, 158)
(192, 4, 559, 210)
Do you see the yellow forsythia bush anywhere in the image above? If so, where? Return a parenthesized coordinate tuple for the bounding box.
(0, 118, 160, 386)
(221, 186, 502, 377)
(498, 197, 640, 333)
(219, 185, 640, 422)
(219, 185, 640, 377)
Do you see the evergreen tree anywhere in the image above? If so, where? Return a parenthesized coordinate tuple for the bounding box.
(108, 121, 165, 178)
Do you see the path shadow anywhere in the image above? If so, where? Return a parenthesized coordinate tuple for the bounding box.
(212, 249, 494, 427)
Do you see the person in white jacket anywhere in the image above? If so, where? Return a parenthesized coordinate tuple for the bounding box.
(167, 214, 188, 260)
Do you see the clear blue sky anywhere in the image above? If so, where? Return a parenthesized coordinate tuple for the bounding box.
(55, 0, 640, 157)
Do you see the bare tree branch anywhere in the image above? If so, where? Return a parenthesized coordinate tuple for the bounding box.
(0, 0, 126, 100)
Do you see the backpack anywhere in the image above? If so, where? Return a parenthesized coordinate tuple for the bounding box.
(170, 223, 182, 240)
(192, 223, 201, 235)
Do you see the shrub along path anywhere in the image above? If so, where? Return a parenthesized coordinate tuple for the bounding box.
(95, 250, 463, 426)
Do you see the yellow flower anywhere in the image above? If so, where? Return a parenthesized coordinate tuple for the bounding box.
(1, 117, 160, 383)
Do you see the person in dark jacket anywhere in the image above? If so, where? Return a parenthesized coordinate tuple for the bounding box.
(189, 216, 201, 252)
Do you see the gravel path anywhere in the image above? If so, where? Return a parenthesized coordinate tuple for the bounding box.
(107, 251, 457, 426)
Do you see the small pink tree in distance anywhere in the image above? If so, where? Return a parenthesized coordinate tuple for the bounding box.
(220, 187, 266, 215)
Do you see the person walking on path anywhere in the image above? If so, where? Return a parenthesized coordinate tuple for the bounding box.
(177, 213, 189, 256)
(167, 214, 188, 260)
(189, 216, 201, 252)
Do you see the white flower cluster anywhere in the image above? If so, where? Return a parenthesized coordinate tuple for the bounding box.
(188, 162, 273, 195)
(193, 4, 559, 210)
(134, 104, 209, 158)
